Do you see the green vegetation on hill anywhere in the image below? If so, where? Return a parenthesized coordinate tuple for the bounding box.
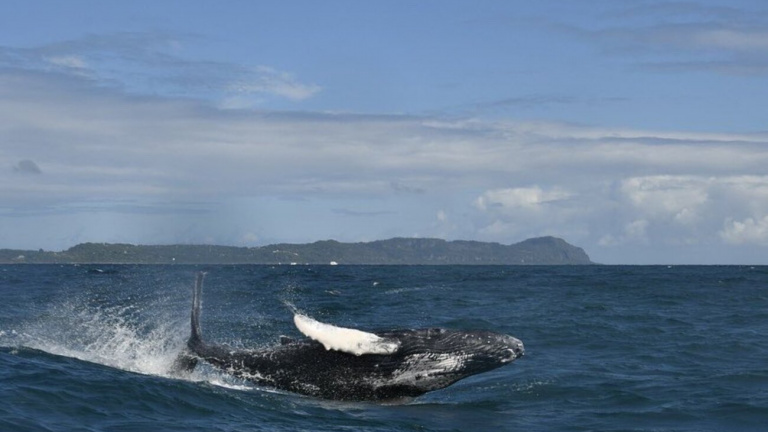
(0, 236, 593, 265)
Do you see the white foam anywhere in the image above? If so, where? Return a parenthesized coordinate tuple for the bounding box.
(2, 295, 269, 394)
(18, 308, 185, 378)
(293, 314, 399, 356)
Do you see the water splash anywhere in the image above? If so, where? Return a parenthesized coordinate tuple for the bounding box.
(0, 292, 251, 391)
(6, 299, 185, 378)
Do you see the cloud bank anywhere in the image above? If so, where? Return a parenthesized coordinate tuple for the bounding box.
(2, 67, 768, 263)
(569, 2, 768, 75)
(2, 17, 768, 264)
(0, 32, 321, 107)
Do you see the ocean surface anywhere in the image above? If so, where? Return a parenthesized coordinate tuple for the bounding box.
(1, 264, 766, 432)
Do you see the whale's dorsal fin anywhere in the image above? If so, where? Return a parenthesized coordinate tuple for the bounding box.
(293, 314, 400, 356)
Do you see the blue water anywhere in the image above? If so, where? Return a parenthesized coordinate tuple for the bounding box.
(1, 265, 766, 431)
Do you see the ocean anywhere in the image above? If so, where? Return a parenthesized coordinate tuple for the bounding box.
(1, 264, 766, 431)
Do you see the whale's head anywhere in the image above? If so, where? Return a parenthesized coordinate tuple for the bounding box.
(380, 328, 524, 392)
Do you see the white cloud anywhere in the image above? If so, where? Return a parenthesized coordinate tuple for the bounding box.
(475, 186, 572, 212)
(2, 70, 768, 261)
(46, 55, 88, 69)
(599, 175, 768, 249)
(720, 216, 768, 245)
(619, 175, 768, 224)
(599, 219, 650, 246)
(227, 66, 322, 101)
(620, 176, 709, 223)
(472, 185, 586, 244)
(1, 33, 321, 105)
(625, 219, 649, 240)
(567, 4, 768, 75)
(2, 73, 767, 213)
(478, 219, 516, 237)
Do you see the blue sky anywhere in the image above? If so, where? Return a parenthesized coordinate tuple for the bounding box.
(2, 1, 768, 264)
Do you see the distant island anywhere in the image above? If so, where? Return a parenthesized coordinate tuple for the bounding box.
(0, 236, 593, 265)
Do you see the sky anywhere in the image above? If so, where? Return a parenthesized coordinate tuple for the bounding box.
(2, 0, 768, 264)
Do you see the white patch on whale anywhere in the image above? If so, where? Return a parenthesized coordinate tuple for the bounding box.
(385, 353, 470, 388)
(293, 314, 400, 356)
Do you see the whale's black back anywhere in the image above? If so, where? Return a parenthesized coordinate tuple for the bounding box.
(181, 272, 524, 401)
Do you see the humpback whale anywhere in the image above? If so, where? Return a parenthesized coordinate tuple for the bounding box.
(176, 272, 524, 401)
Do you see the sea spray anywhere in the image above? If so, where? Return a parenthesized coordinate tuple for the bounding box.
(11, 297, 185, 377)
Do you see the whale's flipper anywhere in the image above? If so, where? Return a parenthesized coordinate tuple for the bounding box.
(293, 313, 400, 356)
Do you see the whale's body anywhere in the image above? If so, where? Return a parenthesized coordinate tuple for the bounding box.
(178, 272, 524, 401)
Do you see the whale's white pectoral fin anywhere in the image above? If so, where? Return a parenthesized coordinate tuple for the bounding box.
(293, 314, 400, 356)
